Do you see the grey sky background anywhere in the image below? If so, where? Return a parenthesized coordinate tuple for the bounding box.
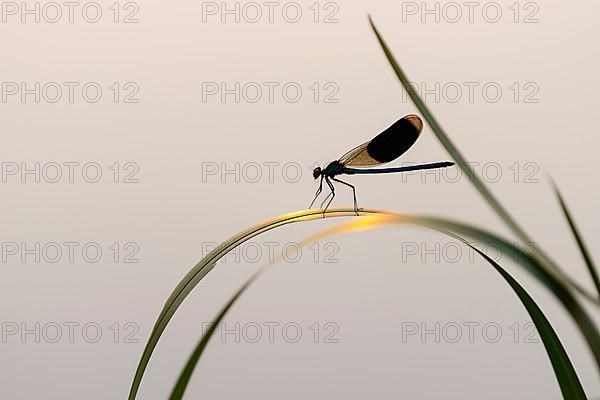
(1, 0, 599, 398)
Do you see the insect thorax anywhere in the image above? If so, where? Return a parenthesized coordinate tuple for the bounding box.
(324, 161, 344, 177)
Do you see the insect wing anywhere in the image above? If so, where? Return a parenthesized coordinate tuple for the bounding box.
(337, 141, 374, 167)
(339, 114, 423, 168)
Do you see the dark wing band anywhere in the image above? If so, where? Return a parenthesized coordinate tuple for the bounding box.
(339, 114, 423, 168)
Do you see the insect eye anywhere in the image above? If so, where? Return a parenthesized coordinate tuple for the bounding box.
(312, 167, 321, 179)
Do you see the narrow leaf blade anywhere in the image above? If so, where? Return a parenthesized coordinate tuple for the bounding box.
(551, 179, 600, 297)
(450, 232, 588, 399)
(367, 15, 529, 244)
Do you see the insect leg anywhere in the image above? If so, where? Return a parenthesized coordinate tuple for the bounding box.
(319, 177, 334, 208)
(331, 177, 359, 215)
(320, 190, 333, 209)
(309, 175, 324, 209)
(323, 177, 335, 217)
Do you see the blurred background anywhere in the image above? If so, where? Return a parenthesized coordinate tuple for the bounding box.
(0, 0, 599, 398)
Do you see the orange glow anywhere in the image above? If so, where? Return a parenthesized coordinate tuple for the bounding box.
(297, 214, 400, 247)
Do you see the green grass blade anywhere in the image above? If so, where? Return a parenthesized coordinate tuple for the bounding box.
(384, 214, 600, 372)
(367, 16, 600, 306)
(128, 209, 373, 399)
(169, 219, 589, 399)
(130, 209, 600, 398)
(447, 232, 588, 399)
(169, 269, 264, 399)
(367, 15, 530, 244)
(550, 179, 600, 298)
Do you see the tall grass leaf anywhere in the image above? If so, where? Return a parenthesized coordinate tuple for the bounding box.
(366, 15, 529, 243)
(550, 178, 600, 298)
(447, 232, 588, 399)
(403, 215, 600, 372)
(169, 217, 589, 399)
(366, 16, 600, 306)
(321, 213, 600, 373)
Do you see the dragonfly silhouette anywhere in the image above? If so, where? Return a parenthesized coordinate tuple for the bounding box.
(310, 114, 455, 214)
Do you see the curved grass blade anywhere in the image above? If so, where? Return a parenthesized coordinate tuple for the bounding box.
(131, 209, 600, 398)
(402, 215, 600, 372)
(447, 232, 588, 400)
(334, 213, 600, 373)
(169, 269, 263, 399)
(166, 216, 367, 399)
(128, 209, 374, 399)
(550, 178, 600, 298)
(367, 16, 600, 306)
(170, 219, 588, 399)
